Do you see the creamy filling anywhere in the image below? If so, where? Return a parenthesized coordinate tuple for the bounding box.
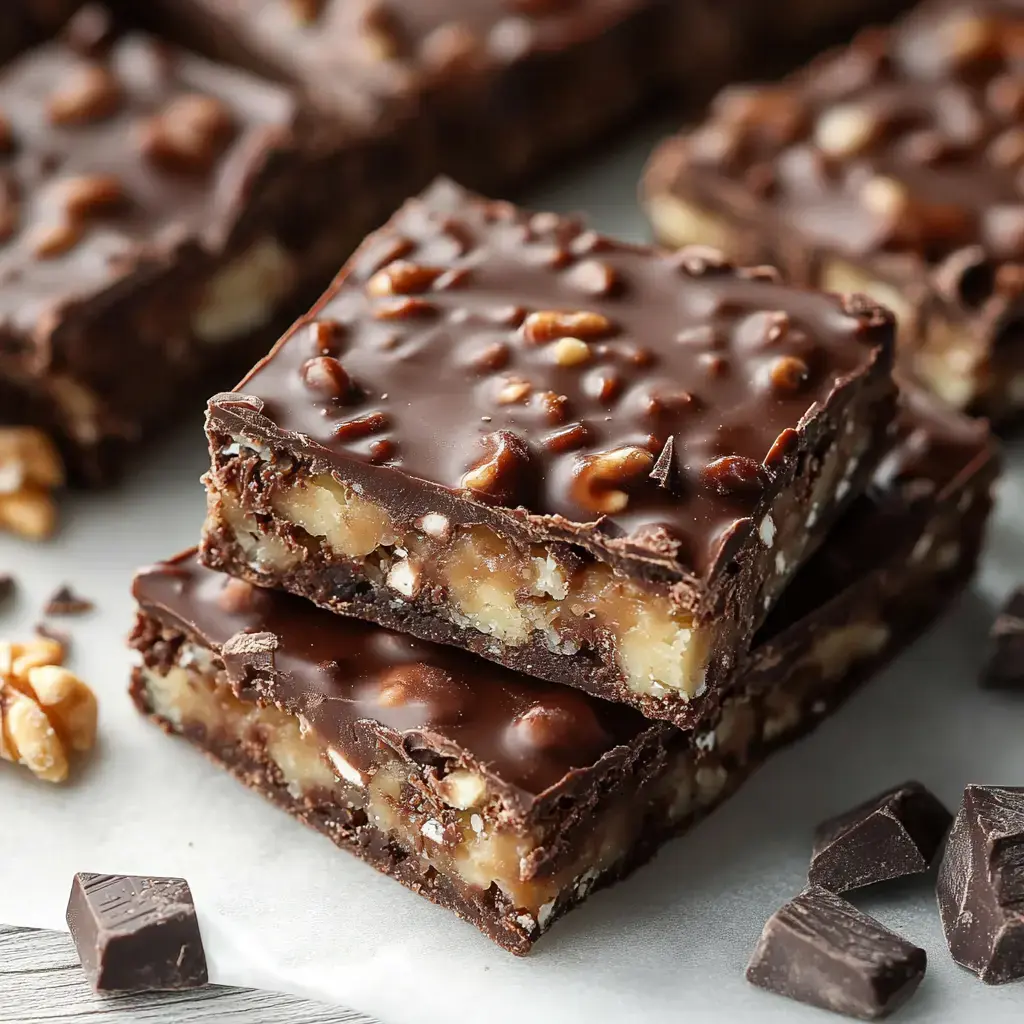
(192, 238, 298, 344)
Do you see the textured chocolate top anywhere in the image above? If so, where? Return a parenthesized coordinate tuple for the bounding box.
(138, 392, 991, 804)
(222, 179, 892, 576)
(662, 0, 1024, 298)
(141, 0, 658, 120)
(0, 23, 298, 333)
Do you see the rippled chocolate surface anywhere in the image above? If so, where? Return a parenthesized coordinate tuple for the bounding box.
(228, 179, 891, 573)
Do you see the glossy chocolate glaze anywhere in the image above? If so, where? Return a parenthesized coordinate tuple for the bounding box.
(660, 0, 1024, 265)
(0, 27, 297, 333)
(137, 391, 996, 804)
(223, 179, 893, 576)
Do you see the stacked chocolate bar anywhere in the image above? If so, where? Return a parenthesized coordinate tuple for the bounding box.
(129, 178, 999, 953)
(2, 0, 919, 484)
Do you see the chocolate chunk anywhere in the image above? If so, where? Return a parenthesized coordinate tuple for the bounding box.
(0, 572, 14, 605)
(44, 584, 94, 616)
(937, 785, 1024, 984)
(66, 873, 208, 992)
(809, 781, 952, 893)
(746, 885, 926, 1020)
(981, 588, 1024, 689)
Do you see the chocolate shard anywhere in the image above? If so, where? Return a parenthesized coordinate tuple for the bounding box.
(44, 583, 94, 616)
(746, 885, 926, 1020)
(981, 589, 1024, 689)
(66, 873, 208, 992)
(808, 781, 953, 893)
(937, 785, 1024, 984)
(0, 572, 14, 604)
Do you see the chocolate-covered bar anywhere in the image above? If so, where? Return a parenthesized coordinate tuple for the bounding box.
(0, 18, 358, 483)
(125, 0, 741, 202)
(643, 0, 1024, 422)
(135, 396, 995, 954)
(66, 872, 208, 993)
(200, 179, 897, 729)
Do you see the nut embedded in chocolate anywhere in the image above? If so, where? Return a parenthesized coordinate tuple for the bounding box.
(937, 785, 1024, 984)
(981, 588, 1024, 688)
(808, 781, 952, 893)
(66, 873, 208, 992)
(746, 885, 927, 1020)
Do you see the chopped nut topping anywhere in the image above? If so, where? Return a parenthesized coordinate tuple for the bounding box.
(0, 638, 96, 783)
(57, 174, 127, 220)
(572, 446, 655, 514)
(550, 337, 591, 367)
(301, 356, 354, 400)
(860, 175, 907, 220)
(27, 220, 82, 260)
(139, 94, 236, 174)
(496, 377, 532, 405)
(47, 64, 122, 125)
(767, 356, 811, 394)
(367, 260, 444, 296)
(567, 260, 617, 296)
(522, 310, 613, 344)
(0, 428, 63, 541)
(420, 22, 479, 74)
(815, 104, 876, 159)
(372, 297, 437, 320)
(461, 430, 531, 504)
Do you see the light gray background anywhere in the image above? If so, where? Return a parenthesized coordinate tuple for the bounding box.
(2, 122, 1024, 1023)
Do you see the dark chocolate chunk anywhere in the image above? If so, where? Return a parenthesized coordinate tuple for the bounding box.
(746, 885, 926, 1020)
(809, 781, 952, 893)
(981, 589, 1024, 689)
(937, 785, 1024, 984)
(0, 572, 14, 605)
(66, 872, 208, 993)
(45, 584, 94, 616)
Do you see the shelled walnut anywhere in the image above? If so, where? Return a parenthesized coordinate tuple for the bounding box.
(0, 428, 64, 539)
(0, 637, 97, 782)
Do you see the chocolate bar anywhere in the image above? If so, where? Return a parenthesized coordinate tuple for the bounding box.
(66, 872, 208, 992)
(642, 0, 1024, 422)
(808, 781, 952, 893)
(937, 785, 1024, 984)
(125, 0, 741, 202)
(133, 394, 995, 954)
(200, 179, 897, 730)
(0, 15, 360, 483)
(746, 884, 927, 1020)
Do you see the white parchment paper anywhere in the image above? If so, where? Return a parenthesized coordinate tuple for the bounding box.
(3, 128, 1024, 1023)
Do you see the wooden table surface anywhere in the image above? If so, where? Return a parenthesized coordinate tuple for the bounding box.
(0, 925, 375, 1023)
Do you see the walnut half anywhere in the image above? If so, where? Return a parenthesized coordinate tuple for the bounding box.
(0, 638, 97, 782)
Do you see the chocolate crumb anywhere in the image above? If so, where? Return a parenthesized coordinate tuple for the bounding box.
(45, 585, 94, 616)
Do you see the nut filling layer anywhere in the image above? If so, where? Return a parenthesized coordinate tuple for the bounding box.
(205, 411, 870, 705)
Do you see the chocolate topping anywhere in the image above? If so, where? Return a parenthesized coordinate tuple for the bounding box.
(227, 179, 893, 575)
